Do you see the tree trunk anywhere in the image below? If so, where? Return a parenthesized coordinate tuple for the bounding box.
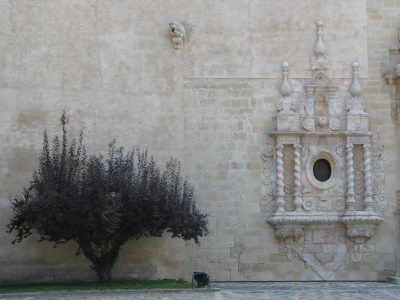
(79, 240, 122, 283)
(97, 262, 112, 283)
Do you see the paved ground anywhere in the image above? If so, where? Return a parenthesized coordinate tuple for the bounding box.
(1, 281, 400, 300)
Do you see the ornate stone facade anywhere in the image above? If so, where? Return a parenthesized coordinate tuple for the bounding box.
(1, 0, 399, 284)
(264, 21, 387, 280)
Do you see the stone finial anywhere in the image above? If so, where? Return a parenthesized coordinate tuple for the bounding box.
(314, 20, 326, 57)
(350, 61, 362, 96)
(169, 21, 185, 49)
(280, 62, 291, 97)
(311, 20, 329, 70)
(276, 62, 297, 117)
(347, 61, 367, 116)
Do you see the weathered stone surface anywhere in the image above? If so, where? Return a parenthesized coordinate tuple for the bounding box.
(0, 0, 399, 284)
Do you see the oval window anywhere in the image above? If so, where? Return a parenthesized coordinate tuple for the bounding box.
(313, 159, 331, 182)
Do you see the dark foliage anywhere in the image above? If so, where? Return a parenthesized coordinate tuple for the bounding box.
(7, 112, 208, 282)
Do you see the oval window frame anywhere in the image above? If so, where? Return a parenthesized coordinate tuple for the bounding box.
(306, 151, 340, 190)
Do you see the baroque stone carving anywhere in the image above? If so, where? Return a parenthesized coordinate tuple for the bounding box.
(277, 62, 297, 114)
(169, 21, 185, 48)
(328, 117, 341, 131)
(347, 62, 369, 132)
(345, 142, 356, 212)
(346, 228, 375, 244)
(353, 145, 365, 210)
(261, 135, 276, 212)
(276, 143, 285, 212)
(303, 197, 315, 210)
(293, 144, 303, 212)
(333, 198, 346, 211)
(264, 20, 386, 279)
(276, 227, 304, 244)
(311, 20, 329, 70)
(277, 136, 300, 144)
(303, 117, 315, 131)
(363, 143, 374, 212)
(382, 64, 400, 124)
(305, 151, 340, 190)
(276, 62, 300, 131)
(283, 145, 295, 195)
(278, 232, 347, 281)
(370, 134, 387, 214)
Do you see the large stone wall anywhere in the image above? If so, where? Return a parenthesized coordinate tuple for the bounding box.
(0, 0, 399, 283)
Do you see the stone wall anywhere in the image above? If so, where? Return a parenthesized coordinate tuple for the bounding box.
(0, 0, 399, 283)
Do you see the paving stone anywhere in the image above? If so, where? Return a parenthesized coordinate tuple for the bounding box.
(2, 282, 400, 300)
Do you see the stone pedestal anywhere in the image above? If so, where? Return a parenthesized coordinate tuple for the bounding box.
(347, 113, 369, 131)
(276, 115, 299, 131)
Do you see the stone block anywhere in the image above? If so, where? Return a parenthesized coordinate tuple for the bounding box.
(208, 236, 234, 248)
(196, 248, 215, 259)
(346, 262, 360, 272)
(301, 271, 319, 280)
(269, 253, 286, 262)
(252, 263, 265, 272)
(214, 249, 231, 260)
(245, 272, 260, 281)
(204, 259, 225, 270)
(186, 258, 204, 270)
(209, 269, 230, 281)
(263, 263, 278, 272)
(230, 270, 245, 281)
(224, 259, 238, 270)
(238, 263, 252, 273)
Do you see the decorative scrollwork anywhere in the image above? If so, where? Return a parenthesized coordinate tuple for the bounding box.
(262, 134, 276, 212)
(349, 244, 367, 262)
(280, 245, 299, 262)
(261, 195, 275, 213)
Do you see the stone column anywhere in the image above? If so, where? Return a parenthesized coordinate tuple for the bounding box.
(293, 143, 303, 212)
(363, 143, 374, 212)
(276, 143, 285, 212)
(346, 142, 356, 212)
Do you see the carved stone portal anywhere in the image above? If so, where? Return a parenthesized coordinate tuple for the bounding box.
(262, 21, 386, 280)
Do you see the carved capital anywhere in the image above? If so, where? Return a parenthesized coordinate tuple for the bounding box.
(276, 226, 304, 245)
(345, 228, 375, 244)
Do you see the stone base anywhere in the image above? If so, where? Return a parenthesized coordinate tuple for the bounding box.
(387, 276, 400, 285)
(347, 113, 369, 131)
(276, 115, 299, 131)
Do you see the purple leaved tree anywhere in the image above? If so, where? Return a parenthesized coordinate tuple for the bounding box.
(7, 112, 208, 282)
